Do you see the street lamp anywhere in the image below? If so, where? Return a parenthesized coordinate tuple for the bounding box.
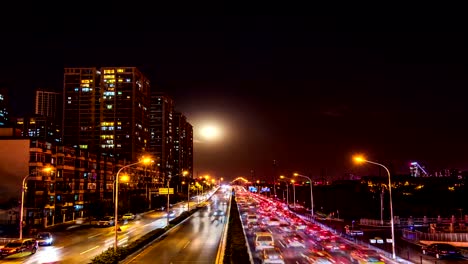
(280, 176, 295, 209)
(20, 166, 54, 239)
(278, 176, 289, 207)
(114, 156, 153, 251)
(182, 170, 190, 211)
(354, 155, 396, 260)
(293, 172, 315, 219)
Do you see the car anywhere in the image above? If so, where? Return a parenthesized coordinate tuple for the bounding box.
(321, 238, 348, 252)
(213, 210, 225, 216)
(97, 216, 115, 226)
(164, 210, 176, 218)
(266, 217, 281, 226)
(261, 247, 285, 264)
(278, 223, 293, 233)
(314, 230, 334, 241)
(283, 233, 306, 248)
(122, 213, 136, 220)
(36, 232, 53, 246)
(349, 248, 385, 264)
(304, 224, 322, 236)
(301, 249, 335, 264)
(255, 232, 275, 251)
(422, 243, 462, 259)
(246, 214, 258, 224)
(0, 238, 38, 258)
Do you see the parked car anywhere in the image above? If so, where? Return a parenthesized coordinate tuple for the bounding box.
(122, 213, 136, 220)
(0, 238, 38, 258)
(422, 243, 462, 259)
(36, 232, 53, 246)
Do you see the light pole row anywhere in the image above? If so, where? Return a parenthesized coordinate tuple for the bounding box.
(114, 157, 153, 251)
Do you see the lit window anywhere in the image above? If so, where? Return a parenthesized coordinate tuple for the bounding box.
(126, 78, 131, 82)
(117, 69, 124, 73)
(74, 88, 79, 92)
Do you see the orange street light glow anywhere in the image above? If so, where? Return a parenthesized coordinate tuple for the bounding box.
(120, 174, 130, 182)
(353, 155, 366, 163)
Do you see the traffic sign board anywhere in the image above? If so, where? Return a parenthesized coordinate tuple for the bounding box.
(159, 188, 174, 194)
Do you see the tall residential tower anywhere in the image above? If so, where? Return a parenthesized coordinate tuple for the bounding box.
(63, 67, 151, 161)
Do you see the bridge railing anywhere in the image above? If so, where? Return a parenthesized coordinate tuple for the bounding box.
(403, 229, 468, 242)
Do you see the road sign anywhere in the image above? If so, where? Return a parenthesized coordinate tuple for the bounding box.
(159, 188, 174, 195)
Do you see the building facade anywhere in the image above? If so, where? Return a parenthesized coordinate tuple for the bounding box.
(35, 89, 60, 121)
(0, 88, 10, 127)
(62, 67, 151, 162)
(0, 131, 159, 229)
(173, 111, 193, 178)
(149, 92, 175, 180)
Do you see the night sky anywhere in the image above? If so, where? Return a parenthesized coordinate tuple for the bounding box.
(1, 6, 466, 181)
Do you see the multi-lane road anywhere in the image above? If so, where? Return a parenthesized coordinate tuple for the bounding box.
(0, 190, 220, 264)
(122, 188, 230, 264)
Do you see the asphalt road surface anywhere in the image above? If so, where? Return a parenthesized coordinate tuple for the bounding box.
(123, 189, 230, 264)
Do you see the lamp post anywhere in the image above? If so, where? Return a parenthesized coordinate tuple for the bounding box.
(293, 173, 315, 219)
(114, 157, 153, 251)
(279, 176, 295, 209)
(354, 155, 396, 260)
(182, 170, 190, 211)
(291, 180, 296, 209)
(20, 166, 53, 240)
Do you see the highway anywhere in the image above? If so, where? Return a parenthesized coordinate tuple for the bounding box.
(0, 196, 212, 263)
(322, 219, 468, 264)
(123, 187, 230, 264)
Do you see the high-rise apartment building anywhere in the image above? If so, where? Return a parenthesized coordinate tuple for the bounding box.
(173, 112, 193, 178)
(149, 92, 174, 178)
(63, 67, 151, 161)
(35, 89, 60, 120)
(12, 115, 61, 143)
(0, 88, 10, 126)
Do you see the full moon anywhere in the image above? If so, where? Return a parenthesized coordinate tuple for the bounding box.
(200, 125, 221, 141)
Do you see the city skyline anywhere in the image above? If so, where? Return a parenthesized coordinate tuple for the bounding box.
(1, 11, 466, 181)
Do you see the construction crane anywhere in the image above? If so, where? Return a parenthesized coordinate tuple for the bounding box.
(410, 161, 429, 177)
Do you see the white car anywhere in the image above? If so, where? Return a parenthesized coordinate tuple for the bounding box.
(97, 216, 115, 226)
(283, 234, 306, 248)
(266, 218, 281, 226)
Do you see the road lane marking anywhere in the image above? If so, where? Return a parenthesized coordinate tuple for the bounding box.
(80, 245, 100, 255)
(183, 240, 190, 249)
(88, 233, 102, 239)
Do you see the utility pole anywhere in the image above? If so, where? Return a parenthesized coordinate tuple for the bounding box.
(273, 160, 277, 198)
